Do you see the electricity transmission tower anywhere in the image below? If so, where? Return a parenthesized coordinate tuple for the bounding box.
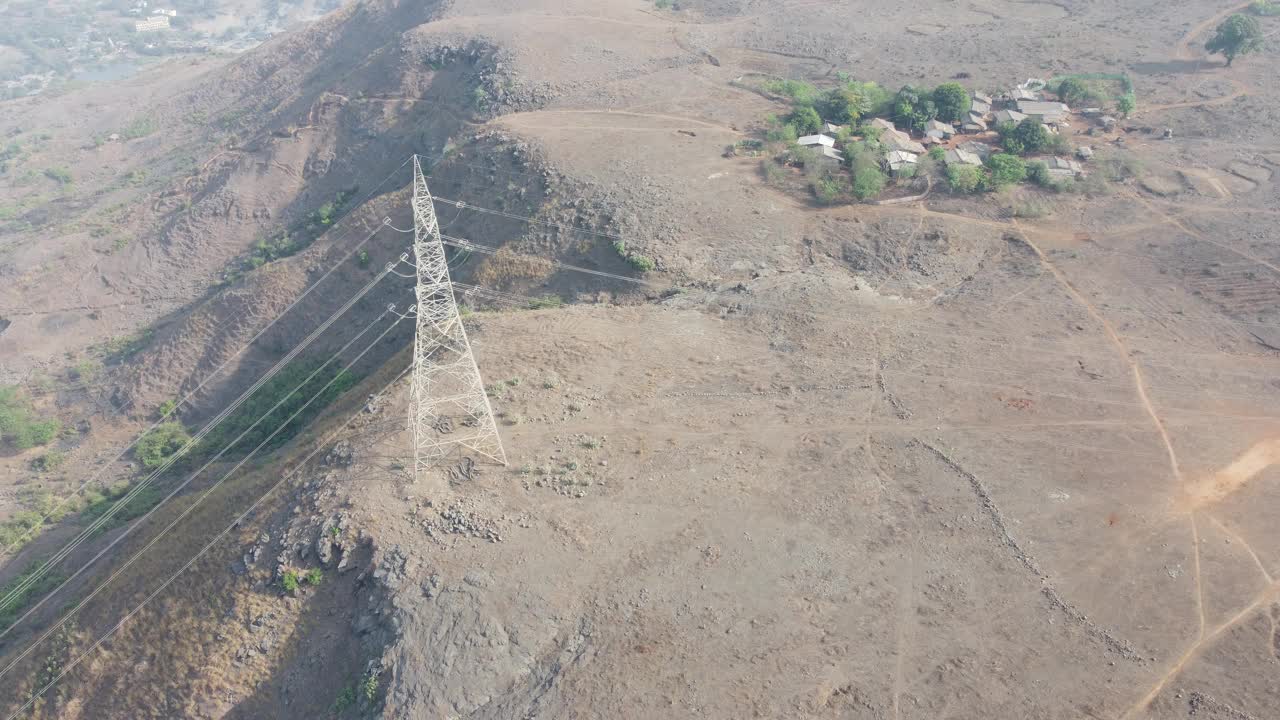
(408, 155, 507, 472)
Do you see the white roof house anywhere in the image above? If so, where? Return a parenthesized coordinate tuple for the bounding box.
(944, 148, 983, 166)
(1016, 100, 1070, 123)
(815, 145, 844, 163)
(823, 122, 846, 134)
(1012, 86, 1039, 101)
(797, 134, 836, 148)
(970, 99, 991, 116)
(135, 15, 170, 32)
(885, 150, 919, 172)
(993, 109, 1027, 125)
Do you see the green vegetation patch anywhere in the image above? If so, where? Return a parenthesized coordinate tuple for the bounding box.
(135, 422, 192, 470)
(0, 386, 60, 451)
(195, 360, 360, 458)
(221, 188, 358, 285)
(0, 562, 67, 632)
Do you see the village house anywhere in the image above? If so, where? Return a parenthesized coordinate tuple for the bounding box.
(135, 15, 170, 32)
(815, 145, 845, 164)
(943, 148, 983, 166)
(796, 134, 835, 148)
(957, 140, 994, 160)
(1016, 100, 1070, 124)
(925, 119, 956, 141)
(993, 109, 1027, 125)
(885, 150, 918, 173)
(1045, 156, 1084, 179)
(823, 122, 845, 135)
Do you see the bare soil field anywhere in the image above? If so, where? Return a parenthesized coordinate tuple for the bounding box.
(0, 0, 1279, 718)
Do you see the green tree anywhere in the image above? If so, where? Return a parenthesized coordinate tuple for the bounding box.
(787, 104, 823, 134)
(986, 153, 1028, 188)
(1205, 14, 1263, 66)
(931, 82, 972, 123)
(891, 85, 937, 132)
(999, 118, 1052, 155)
(818, 88, 861, 125)
(927, 146, 946, 161)
(1116, 93, 1136, 116)
(852, 167, 886, 200)
(946, 164, 982, 193)
(1056, 77, 1090, 106)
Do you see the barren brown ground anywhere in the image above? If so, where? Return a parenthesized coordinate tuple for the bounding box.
(0, 0, 1279, 718)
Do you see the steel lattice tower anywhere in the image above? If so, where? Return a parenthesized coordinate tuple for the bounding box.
(409, 155, 507, 471)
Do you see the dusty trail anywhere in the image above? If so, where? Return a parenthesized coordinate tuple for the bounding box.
(499, 108, 742, 133)
(1012, 226, 1185, 486)
(1129, 194, 1280, 278)
(1175, 2, 1251, 60)
(1185, 438, 1280, 510)
(1122, 579, 1280, 719)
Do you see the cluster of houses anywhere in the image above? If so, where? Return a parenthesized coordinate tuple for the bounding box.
(792, 79, 1100, 181)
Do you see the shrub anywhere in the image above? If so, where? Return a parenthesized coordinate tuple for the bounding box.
(1057, 77, 1091, 106)
(761, 159, 787, 186)
(1250, 0, 1280, 15)
(1116, 93, 1136, 116)
(30, 450, 66, 473)
(851, 167, 886, 200)
(281, 571, 300, 593)
(305, 568, 323, 585)
(986, 153, 1027, 189)
(762, 78, 819, 104)
(1026, 160, 1051, 186)
(157, 399, 178, 418)
(626, 254, 656, 272)
(932, 82, 972, 123)
(811, 173, 843, 204)
(946, 164, 982, 193)
(0, 386, 60, 451)
(927, 146, 946, 162)
(43, 167, 72, 186)
(357, 250, 370, 268)
(361, 672, 379, 702)
(135, 422, 192, 469)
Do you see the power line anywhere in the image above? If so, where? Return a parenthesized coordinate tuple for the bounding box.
(424, 226, 1280, 374)
(0, 159, 415, 560)
(0, 304, 411, 689)
(0, 258, 408, 621)
(1, 361, 414, 720)
(421, 162, 1280, 333)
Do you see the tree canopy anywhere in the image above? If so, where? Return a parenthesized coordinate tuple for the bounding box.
(1056, 77, 1091, 106)
(788, 104, 823, 134)
(986, 153, 1028, 188)
(1205, 13, 1263, 66)
(818, 89, 862, 125)
(998, 118, 1051, 155)
(892, 85, 938, 132)
(931, 83, 972, 123)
